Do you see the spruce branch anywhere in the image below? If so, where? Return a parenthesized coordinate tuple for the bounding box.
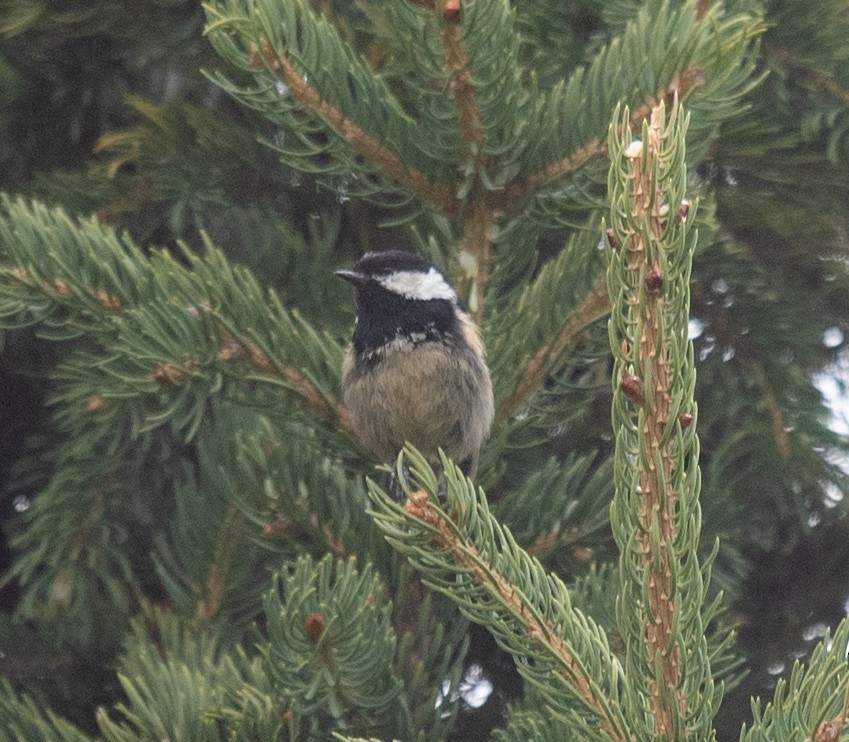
(503, 1, 763, 222)
(255, 37, 456, 216)
(741, 618, 849, 741)
(494, 455, 614, 566)
(605, 101, 717, 738)
(5, 265, 124, 314)
(0, 680, 94, 742)
(369, 447, 630, 741)
(400, 489, 605, 706)
(0, 198, 352, 440)
(625, 115, 684, 733)
(145, 314, 352, 436)
(261, 556, 403, 734)
(235, 421, 383, 569)
(205, 0, 461, 211)
(96, 610, 258, 739)
(439, 9, 483, 170)
(4, 259, 351, 435)
(2, 427, 142, 641)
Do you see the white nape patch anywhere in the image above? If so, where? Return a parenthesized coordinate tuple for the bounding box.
(377, 267, 455, 301)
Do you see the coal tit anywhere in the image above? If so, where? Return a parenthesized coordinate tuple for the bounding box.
(337, 251, 494, 483)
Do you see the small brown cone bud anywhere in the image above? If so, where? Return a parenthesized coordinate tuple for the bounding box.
(443, 0, 460, 22)
(260, 515, 289, 538)
(572, 545, 594, 563)
(620, 375, 644, 405)
(811, 718, 841, 742)
(645, 268, 663, 294)
(605, 228, 618, 249)
(679, 412, 694, 430)
(304, 612, 325, 643)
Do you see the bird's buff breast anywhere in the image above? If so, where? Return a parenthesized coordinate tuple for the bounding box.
(342, 342, 493, 465)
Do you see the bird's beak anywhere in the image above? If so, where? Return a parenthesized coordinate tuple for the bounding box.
(335, 269, 366, 285)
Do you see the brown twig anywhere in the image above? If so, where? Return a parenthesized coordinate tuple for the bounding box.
(456, 195, 492, 324)
(50, 489, 106, 609)
(259, 38, 457, 216)
(741, 357, 792, 460)
(498, 66, 705, 207)
(260, 497, 347, 559)
(439, 6, 492, 322)
(766, 43, 849, 106)
(525, 523, 602, 560)
(441, 17, 483, 166)
(496, 274, 610, 425)
(196, 503, 244, 624)
(216, 326, 352, 435)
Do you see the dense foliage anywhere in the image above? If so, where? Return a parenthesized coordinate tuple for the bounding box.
(2, 1, 849, 739)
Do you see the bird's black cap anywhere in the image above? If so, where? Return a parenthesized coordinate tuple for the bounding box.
(336, 251, 439, 281)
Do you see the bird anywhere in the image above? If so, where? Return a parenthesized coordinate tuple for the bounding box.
(336, 250, 493, 491)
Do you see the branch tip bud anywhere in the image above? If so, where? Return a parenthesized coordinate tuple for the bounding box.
(304, 612, 325, 643)
(442, 0, 460, 22)
(217, 338, 246, 363)
(248, 45, 262, 69)
(96, 289, 122, 312)
(86, 396, 108, 414)
(625, 140, 643, 159)
(153, 364, 184, 387)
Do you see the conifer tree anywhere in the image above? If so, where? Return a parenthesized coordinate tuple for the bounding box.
(2, 1, 849, 740)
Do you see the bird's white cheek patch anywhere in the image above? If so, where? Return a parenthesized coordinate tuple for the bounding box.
(378, 268, 455, 301)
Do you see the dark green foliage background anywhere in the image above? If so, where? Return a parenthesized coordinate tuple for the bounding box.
(2, 0, 849, 739)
